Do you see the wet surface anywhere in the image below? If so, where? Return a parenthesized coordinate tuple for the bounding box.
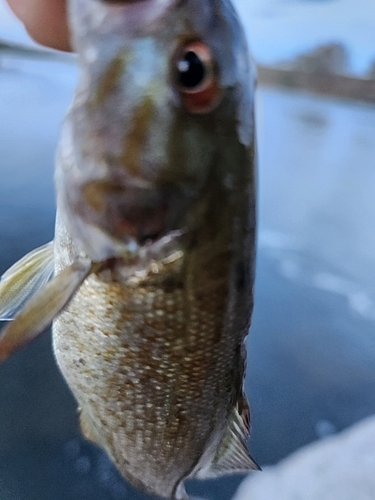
(1, 59, 375, 499)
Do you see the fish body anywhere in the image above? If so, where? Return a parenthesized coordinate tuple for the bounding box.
(0, 0, 257, 498)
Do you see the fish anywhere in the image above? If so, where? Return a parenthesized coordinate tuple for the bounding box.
(0, 0, 258, 498)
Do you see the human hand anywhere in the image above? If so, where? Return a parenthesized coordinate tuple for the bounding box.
(6, 0, 71, 52)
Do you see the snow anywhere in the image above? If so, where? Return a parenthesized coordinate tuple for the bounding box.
(234, 416, 375, 500)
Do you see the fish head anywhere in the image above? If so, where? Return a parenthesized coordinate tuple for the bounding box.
(61, 0, 256, 261)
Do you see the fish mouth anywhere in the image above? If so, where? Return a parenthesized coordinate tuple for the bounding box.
(80, 178, 193, 246)
(111, 197, 171, 244)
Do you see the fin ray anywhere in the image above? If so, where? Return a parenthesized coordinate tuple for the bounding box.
(0, 242, 55, 320)
(80, 409, 102, 446)
(199, 401, 260, 479)
(0, 258, 94, 361)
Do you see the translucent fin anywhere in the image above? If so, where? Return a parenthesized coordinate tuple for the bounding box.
(0, 242, 55, 321)
(0, 258, 94, 361)
(79, 409, 102, 446)
(201, 404, 260, 479)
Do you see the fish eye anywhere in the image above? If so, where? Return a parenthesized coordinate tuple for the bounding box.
(177, 50, 206, 88)
(174, 41, 222, 114)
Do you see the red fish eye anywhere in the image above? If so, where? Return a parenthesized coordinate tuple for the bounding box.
(174, 41, 222, 114)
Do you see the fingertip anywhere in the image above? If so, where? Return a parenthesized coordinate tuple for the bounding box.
(6, 0, 72, 52)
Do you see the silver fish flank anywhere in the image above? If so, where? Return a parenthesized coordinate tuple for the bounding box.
(0, 0, 258, 498)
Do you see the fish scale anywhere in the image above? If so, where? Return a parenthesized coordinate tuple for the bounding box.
(53, 225, 238, 496)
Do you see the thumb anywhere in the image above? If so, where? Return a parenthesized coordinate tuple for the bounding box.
(5, 0, 72, 52)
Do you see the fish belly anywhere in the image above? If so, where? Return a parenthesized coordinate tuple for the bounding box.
(53, 251, 245, 498)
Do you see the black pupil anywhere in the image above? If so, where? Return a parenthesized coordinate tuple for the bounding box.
(177, 51, 206, 89)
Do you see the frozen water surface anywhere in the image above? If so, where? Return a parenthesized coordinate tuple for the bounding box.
(247, 88, 375, 467)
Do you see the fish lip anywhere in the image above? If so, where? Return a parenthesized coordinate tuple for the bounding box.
(138, 228, 187, 256)
(117, 187, 192, 245)
(78, 175, 194, 248)
(111, 196, 170, 244)
(100, 228, 186, 281)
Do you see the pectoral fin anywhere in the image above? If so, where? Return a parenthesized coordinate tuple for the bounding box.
(79, 409, 102, 446)
(0, 259, 94, 361)
(0, 242, 55, 321)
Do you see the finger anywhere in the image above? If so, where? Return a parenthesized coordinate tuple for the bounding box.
(5, 0, 72, 52)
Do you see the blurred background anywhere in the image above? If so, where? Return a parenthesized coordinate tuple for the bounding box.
(0, 0, 375, 499)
